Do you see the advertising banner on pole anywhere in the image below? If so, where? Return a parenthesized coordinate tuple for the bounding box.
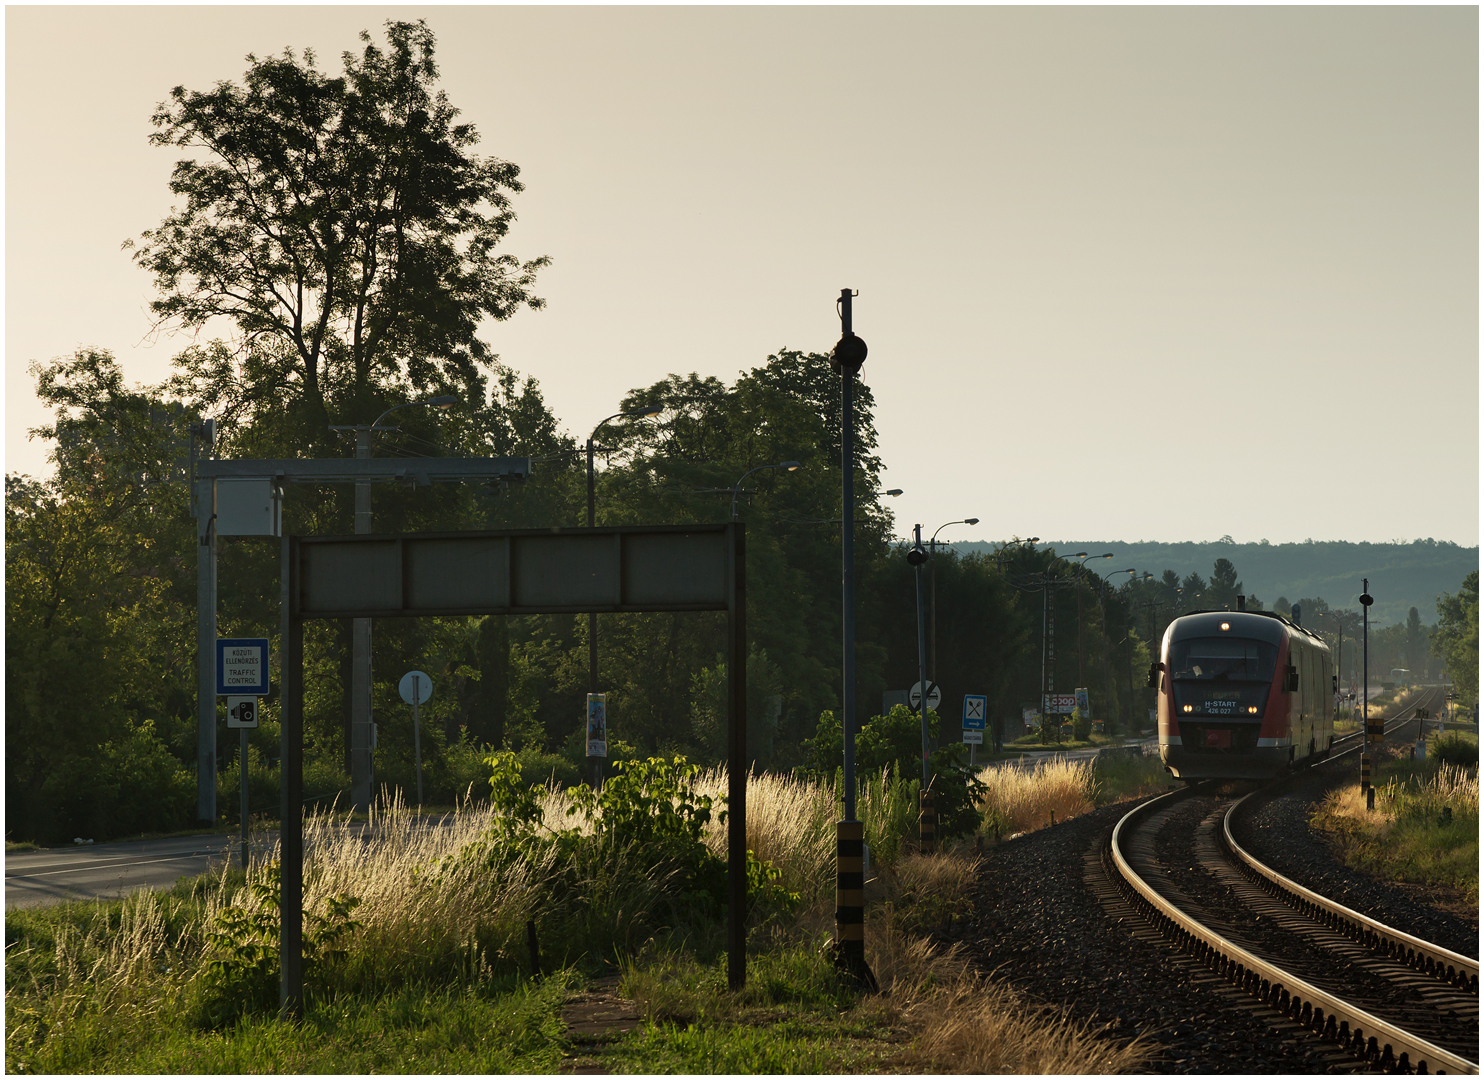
(1075, 688, 1090, 714)
(586, 693, 607, 757)
(1041, 693, 1076, 715)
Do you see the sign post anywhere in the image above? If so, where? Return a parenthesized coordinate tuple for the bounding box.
(586, 694, 608, 759)
(226, 696, 258, 868)
(398, 671, 433, 806)
(962, 694, 987, 764)
(218, 640, 268, 868)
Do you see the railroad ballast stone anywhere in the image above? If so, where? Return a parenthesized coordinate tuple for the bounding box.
(942, 799, 1354, 1073)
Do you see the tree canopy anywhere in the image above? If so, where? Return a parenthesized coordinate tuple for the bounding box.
(127, 19, 548, 429)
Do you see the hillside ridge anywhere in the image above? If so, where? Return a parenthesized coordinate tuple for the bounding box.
(947, 539, 1477, 625)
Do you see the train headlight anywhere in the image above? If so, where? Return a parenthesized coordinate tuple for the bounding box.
(1248, 706, 1259, 714)
(1182, 704, 1194, 713)
(1220, 622, 1231, 631)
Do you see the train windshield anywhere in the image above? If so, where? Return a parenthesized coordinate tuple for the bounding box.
(1169, 638, 1277, 682)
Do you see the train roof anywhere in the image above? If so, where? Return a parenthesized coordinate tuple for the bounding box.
(1171, 609, 1329, 648)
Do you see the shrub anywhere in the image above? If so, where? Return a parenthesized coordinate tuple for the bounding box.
(193, 861, 360, 1028)
(800, 708, 985, 839)
(1431, 733, 1478, 767)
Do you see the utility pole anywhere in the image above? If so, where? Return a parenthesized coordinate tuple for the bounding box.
(1043, 573, 1057, 738)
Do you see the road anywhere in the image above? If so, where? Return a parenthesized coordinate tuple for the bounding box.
(6, 834, 237, 909)
(980, 736, 1158, 770)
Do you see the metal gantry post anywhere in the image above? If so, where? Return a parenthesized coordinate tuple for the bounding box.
(196, 475, 218, 824)
(350, 427, 374, 813)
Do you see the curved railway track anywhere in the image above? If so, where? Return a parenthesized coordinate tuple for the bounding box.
(1106, 688, 1478, 1073)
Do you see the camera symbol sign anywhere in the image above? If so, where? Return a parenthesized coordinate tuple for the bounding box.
(226, 696, 258, 729)
(962, 694, 987, 731)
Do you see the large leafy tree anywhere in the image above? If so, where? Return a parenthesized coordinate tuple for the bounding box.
(127, 19, 548, 430)
(1433, 572, 1479, 706)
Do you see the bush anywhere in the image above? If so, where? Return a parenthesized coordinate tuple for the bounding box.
(1071, 708, 1092, 742)
(800, 707, 984, 839)
(193, 861, 360, 1028)
(1432, 733, 1479, 767)
(1037, 714, 1061, 744)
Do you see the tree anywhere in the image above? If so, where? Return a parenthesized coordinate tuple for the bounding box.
(127, 20, 548, 429)
(1433, 572, 1479, 706)
(1404, 606, 1429, 678)
(1207, 558, 1243, 609)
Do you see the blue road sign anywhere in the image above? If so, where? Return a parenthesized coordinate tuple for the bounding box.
(962, 694, 987, 730)
(217, 638, 270, 696)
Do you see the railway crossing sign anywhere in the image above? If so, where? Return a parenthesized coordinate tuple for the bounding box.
(909, 681, 941, 712)
(962, 694, 987, 730)
(216, 638, 269, 696)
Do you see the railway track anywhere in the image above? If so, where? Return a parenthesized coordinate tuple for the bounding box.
(1105, 688, 1478, 1073)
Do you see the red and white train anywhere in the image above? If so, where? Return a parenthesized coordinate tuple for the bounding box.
(1151, 606, 1335, 784)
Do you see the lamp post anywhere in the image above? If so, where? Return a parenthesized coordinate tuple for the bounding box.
(731, 461, 801, 521)
(330, 394, 459, 813)
(928, 517, 979, 696)
(1093, 568, 1136, 727)
(1318, 611, 1344, 723)
(830, 287, 873, 988)
(584, 405, 663, 786)
(1360, 580, 1375, 798)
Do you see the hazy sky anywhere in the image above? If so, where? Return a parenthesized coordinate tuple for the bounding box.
(6, 6, 1479, 545)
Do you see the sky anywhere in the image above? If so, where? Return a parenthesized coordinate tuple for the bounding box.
(6, 6, 1479, 546)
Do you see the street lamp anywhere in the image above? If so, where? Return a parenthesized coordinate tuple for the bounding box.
(1057, 552, 1112, 686)
(731, 461, 801, 521)
(1317, 611, 1344, 717)
(1092, 568, 1135, 728)
(928, 517, 978, 695)
(329, 393, 461, 813)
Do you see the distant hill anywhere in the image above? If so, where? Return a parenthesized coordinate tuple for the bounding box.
(949, 539, 1477, 626)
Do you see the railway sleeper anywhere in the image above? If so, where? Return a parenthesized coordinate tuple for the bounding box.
(1107, 832, 1448, 1075)
(1223, 814, 1477, 995)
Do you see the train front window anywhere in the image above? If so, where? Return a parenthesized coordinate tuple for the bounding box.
(1169, 638, 1277, 683)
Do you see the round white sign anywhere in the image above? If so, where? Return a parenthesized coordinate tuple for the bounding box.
(399, 670, 433, 705)
(909, 680, 941, 710)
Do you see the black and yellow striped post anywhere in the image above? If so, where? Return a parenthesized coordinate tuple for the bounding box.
(1360, 753, 1371, 792)
(835, 819, 876, 989)
(919, 786, 936, 855)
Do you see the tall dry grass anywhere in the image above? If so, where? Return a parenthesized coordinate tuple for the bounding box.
(865, 851, 1150, 1073)
(976, 756, 1096, 834)
(222, 789, 551, 987)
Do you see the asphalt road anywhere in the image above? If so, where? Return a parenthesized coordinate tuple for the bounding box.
(6, 834, 237, 909)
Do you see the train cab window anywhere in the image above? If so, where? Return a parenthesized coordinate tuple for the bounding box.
(1169, 638, 1277, 682)
(1169, 637, 1277, 718)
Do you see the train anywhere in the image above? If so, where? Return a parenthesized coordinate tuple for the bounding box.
(1150, 604, 1335, 784)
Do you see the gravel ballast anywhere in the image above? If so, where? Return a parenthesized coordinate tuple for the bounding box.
(939, 698, 1475, 1074)
(943, 797, 1358, 1073)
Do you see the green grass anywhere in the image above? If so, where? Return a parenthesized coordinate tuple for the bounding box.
(5, 761, 1150, 1075)
(1092, 751, 1175, 804)
(7, 974, 573, 1074)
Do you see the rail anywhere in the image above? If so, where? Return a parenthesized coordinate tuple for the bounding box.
(1110, 793, 1477, 1074)
(1222, 794, 1477, 992)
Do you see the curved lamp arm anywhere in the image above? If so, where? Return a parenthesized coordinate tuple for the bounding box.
(732, 461, 801, 520)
